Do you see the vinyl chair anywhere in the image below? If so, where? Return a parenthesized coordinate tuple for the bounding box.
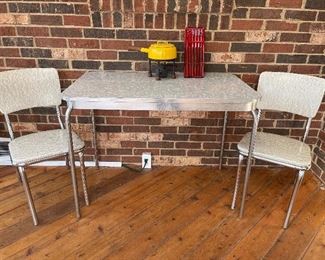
(231, 72, 325, 229)
(0, 68, 89, 226)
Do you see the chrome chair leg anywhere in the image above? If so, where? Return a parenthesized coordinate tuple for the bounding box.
(65, 154, 70, 168)
(16, 167, 22, 183)
(18, 166, 39, 226)
(79, 152, 89, 206)
(65, 104, 81, 219)
(239, 109, 259, 218)
(283, 170, 305, 229)
(231, 154, 244, 210)
(239, 158, 253, 218)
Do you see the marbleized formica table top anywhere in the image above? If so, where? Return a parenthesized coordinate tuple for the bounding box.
(62, 71, 260, 111)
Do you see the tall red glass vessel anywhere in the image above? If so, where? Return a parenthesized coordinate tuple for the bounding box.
(184, 27, 205, 78)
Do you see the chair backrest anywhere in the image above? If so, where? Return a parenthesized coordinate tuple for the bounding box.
(0, 68, 62, 114)
(257, 72, 325, 118)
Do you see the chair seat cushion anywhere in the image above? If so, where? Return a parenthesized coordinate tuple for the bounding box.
(9, 129, 85, 166)
(238, 132, 311, 169)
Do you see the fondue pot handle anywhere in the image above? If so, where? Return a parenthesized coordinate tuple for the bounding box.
(140, 48, 149, 53)
(157, 41, 169, 45)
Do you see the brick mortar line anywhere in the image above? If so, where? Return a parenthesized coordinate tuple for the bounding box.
(2, 10, 322, 13)
(3, 19, 325, 24)
(3, 32, 324, 41)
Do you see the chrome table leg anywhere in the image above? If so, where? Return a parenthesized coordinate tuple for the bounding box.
(91, 109, 99, 169)
(219, 111, 228, 170)
(239, 109, 260, 218)
(65, 104, 81, 219)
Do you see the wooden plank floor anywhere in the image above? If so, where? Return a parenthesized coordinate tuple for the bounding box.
(0, 165, 323, 259)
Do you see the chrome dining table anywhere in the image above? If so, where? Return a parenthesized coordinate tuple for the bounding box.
(62, 71, 260, 218)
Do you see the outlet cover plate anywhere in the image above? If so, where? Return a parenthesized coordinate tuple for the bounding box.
(142, 152, 152, 169)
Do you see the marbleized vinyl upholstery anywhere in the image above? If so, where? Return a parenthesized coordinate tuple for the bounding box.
(257, 72, 325, 118)
(238, 132, 311, 169)
(238, 72, 325, 169)
(9, 129, 85, 166)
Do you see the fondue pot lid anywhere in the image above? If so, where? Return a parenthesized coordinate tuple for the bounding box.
(150, 41, 175, 49)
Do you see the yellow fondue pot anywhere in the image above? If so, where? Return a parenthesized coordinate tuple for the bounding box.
(140, 41, 177, 60)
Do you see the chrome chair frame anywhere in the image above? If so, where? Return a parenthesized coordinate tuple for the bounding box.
(231, 110, 312, 229)
(0, 68, 90, 226)
(4, 105, 89, 226)
(230, 72, 325, 229)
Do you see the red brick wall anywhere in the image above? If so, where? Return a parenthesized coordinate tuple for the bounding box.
(0, 0, 324, 172)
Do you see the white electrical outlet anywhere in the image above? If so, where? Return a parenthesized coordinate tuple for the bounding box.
(142, 152, 152, 169)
